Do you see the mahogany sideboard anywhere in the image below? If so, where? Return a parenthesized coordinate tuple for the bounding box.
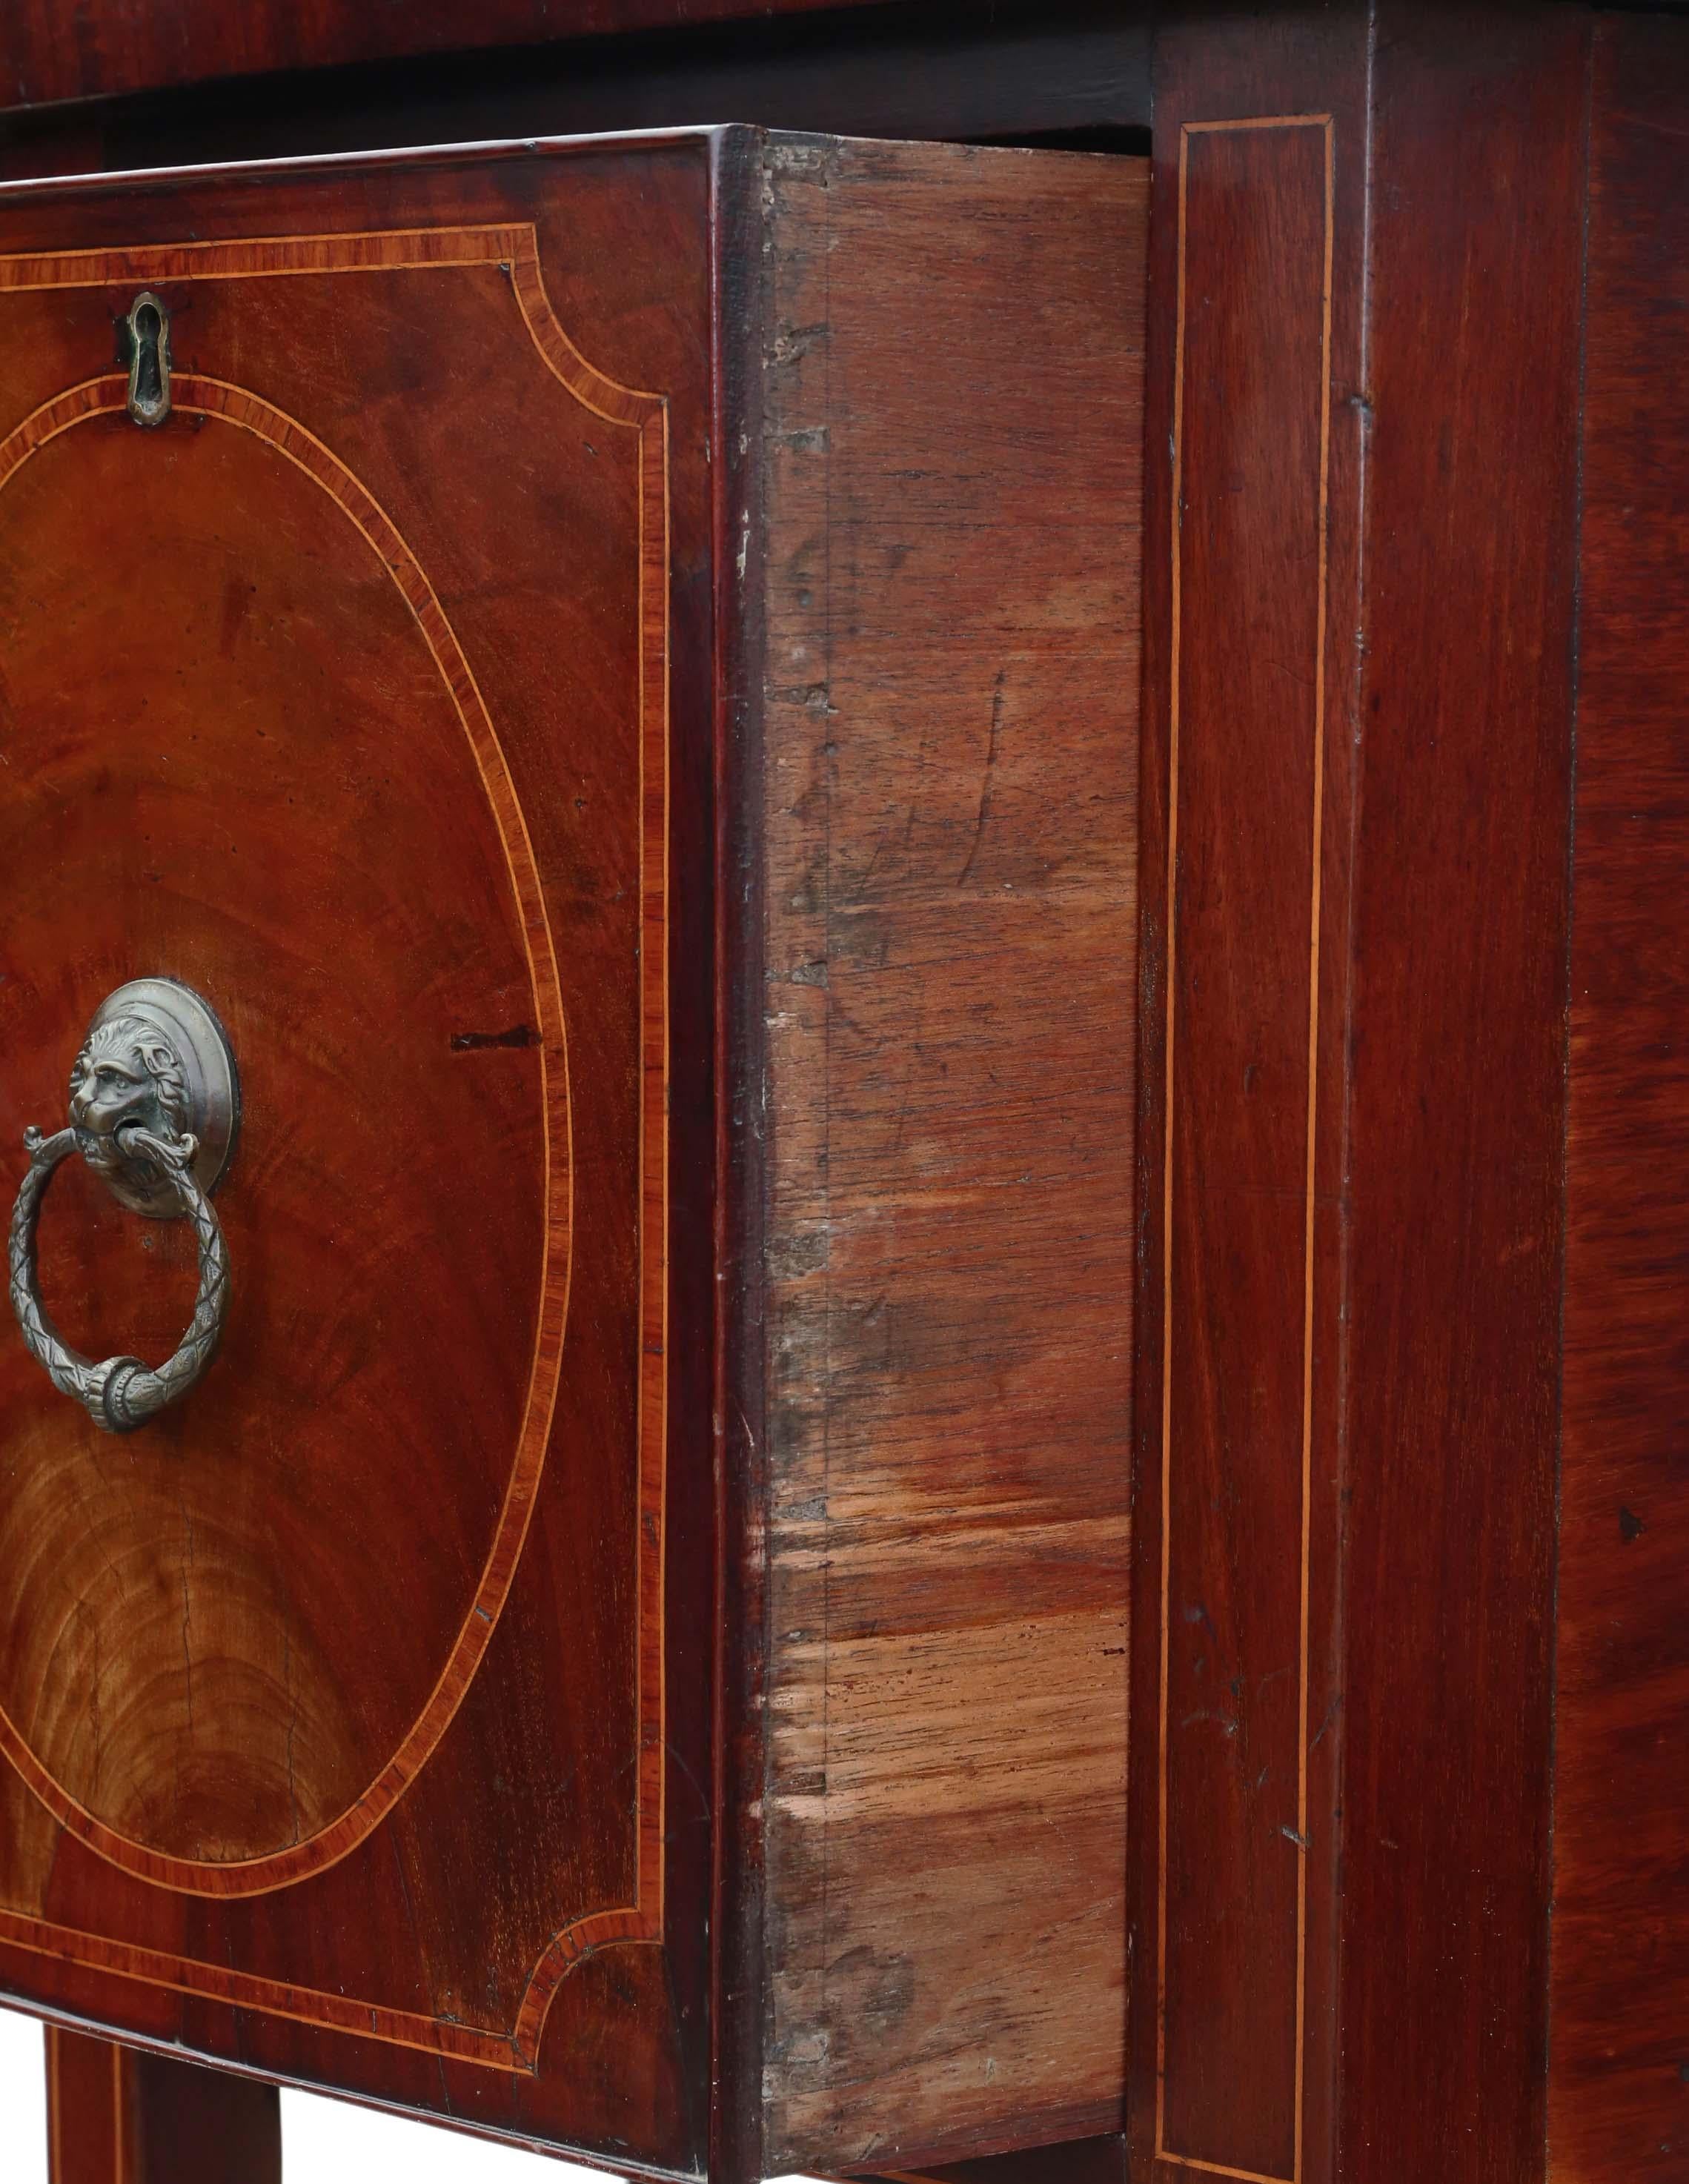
(0, 8, 1684, 2184)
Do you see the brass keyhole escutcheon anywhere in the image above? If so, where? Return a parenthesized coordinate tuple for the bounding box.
(123, 290, 171, 428)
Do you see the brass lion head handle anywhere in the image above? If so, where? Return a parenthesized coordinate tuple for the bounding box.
(9, 980, 239, 1433)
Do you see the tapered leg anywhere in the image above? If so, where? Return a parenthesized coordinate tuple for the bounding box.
(45, 2025, 281, 2184)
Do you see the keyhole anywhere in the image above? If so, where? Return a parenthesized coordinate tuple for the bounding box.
(125, 291, 171, 428)
(133, 305, 162, 405)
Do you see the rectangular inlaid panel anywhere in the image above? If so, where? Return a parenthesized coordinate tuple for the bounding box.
(1155, 114, 1331, 2184)
(1135, 16, 1587, 2184)
(1553, 17, 1689, 2180)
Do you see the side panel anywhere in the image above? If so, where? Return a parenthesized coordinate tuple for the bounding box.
(1552, 19, 1689, 2181)
(748, 137, 1145, 2172)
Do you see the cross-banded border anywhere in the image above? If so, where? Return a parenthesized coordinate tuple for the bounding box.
(0, 220, 671, 2073)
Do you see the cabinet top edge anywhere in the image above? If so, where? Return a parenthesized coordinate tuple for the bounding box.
(0, 123, 745, 208)
(0, 122, 1147, 216)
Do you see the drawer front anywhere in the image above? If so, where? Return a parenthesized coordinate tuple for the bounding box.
(0, 140, 714, 2169)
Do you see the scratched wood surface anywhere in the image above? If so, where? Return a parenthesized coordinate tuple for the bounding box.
(46, 2023, 280, 2184)
(1550, 17, 1689, 2181)
(727, 135, 1144, 2174)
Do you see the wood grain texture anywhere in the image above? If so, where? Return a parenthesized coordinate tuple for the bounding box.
(1336, 16, 1585, 2181)
(1132, 12, 1587, 2184)
(47, 2025, 280, 2184)
(1551, 18, 1689, 2181)
(732, 135, 1144, 2174)
(0, 137, 716, 2172)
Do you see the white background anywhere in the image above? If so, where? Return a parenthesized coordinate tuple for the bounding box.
(0, 2000, 603, 2179)
(0, 2003, 820, 2182)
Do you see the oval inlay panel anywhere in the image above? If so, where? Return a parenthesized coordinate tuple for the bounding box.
(0, 378, 569, 1894)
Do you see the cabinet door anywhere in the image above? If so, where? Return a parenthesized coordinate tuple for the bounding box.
(0, 135, 717, 2173)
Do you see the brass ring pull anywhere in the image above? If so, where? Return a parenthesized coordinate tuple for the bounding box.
(7, 980, 239, 1434)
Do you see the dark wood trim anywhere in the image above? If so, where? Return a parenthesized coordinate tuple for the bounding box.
(1155, 102, 1335, 2184)
(856, 2134, 1128, 2184)
(710, 121, 774, 2184)
(0, 0, 897, 115)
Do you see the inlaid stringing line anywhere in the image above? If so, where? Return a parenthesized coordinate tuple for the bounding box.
(1156, 112, 1334, 2184)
